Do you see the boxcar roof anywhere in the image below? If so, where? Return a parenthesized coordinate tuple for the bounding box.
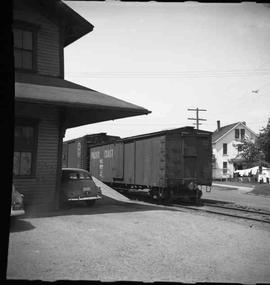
(122, 127, 212, 142)
(90, 127, 212, 148)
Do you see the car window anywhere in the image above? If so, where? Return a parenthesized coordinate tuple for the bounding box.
(82, 173, 92, 180)
(69, 173, 79, 180)
(66, 172, 92, 180)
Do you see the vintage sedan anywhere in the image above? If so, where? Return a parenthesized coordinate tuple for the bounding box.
(11, 184, 25, 217)
(60, 168, 102, 208)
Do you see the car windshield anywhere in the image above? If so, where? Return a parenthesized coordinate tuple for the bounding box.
(64, 171, 92, 180)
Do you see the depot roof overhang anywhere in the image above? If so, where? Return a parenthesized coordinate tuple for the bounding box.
(19, 0, 94, 47)
(15, 77, 151, 129)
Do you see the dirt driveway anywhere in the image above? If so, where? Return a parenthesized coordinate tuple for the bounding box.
(7, 196, 270, 283)
(202, 185, 270, 211)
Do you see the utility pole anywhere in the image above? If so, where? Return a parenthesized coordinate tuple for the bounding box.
(187, 108, 207, 129)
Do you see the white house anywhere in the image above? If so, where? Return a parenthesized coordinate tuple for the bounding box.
(212, 121, 258, 180)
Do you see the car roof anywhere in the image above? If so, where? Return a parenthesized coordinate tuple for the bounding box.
(62, 168, 90, 173)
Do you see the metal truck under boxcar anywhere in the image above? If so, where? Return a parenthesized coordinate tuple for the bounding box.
(89, 127, 212, 201)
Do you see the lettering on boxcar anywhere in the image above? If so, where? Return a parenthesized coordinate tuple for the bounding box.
(77, 142, 81, 158)
(99, 158, 104, 178)
(91, 151, 100, 160)
(104, 149, 113, 158)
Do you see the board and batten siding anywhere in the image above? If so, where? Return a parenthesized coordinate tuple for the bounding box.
(14, 103, 60, 209)
(14, 3, 62, 77)
(165, 133, 183, 186)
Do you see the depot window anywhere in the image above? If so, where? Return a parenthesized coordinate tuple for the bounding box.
(13, 26, 36, 71)
(13, 119, 38, 177)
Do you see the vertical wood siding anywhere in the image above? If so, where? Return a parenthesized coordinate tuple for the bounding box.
(165, 133, 183, 185)
(14, 102, 60, 209)
(134, 136, 166, 187)
(13, 4, 61, 77)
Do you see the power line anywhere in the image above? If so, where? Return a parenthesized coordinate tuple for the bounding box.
(65, 69, 270, 79)
(187, 108, 207, 130)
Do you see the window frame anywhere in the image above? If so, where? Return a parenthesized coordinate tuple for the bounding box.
(240, 129, 245, 140)
(223, 143, 228, 155)
(235, 129, 239, 139)
(223, 161, 228, 174)
(13, 118, 39, 178)
(237, 144, 243, 153)
(13, 21, 39, 72)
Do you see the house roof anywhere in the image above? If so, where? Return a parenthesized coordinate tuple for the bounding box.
(212, 122, 239, 143)
(15, 73, 151, 129)
(212, 122, 258, 143)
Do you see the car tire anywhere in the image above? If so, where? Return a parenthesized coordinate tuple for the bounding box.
(59, 193, 69, 209)
(85, 200, 96, 206)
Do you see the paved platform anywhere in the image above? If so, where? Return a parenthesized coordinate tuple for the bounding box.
(7, 188, 270, 283)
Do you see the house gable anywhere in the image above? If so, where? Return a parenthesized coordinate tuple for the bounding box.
(212, 122, 257, 144)
(212, 122, 258, 179)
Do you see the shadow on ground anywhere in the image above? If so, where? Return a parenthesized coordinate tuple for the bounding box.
(200, 198, 234, 206)
(212, 186, 238, 191)
(124, 192, 234, 208)
(22, 194, 186, 219)
(9, 218, 35, 233)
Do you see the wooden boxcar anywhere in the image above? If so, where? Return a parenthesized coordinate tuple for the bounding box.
(89, 127, 212, 201)
(62, 133, 120, 170)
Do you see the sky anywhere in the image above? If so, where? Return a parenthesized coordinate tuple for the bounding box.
(63, 1, 270, 141)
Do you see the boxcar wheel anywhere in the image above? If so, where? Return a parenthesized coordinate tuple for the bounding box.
(190, 189, 202, 203)
(85, 200, 96, 206)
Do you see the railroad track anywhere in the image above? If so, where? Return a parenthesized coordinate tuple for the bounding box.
(167, 202, 270, 225)
(122, 191, 270, 224)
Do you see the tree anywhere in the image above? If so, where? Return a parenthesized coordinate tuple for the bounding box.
(237, 138, 265, 167)
(257, 124, 270, 163)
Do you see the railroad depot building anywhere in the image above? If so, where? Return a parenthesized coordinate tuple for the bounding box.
(13, 0, 150, 210)
(212, 121, 258, 180)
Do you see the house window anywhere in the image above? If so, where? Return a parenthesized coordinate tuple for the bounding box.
(235, 129, 239, 139)
(237, 144, 243, 152)
(14, 28, 34, 70)
(240, 129, 245, 140)
(13, 120, 38, 177)
(223, 162, 228, 174)
(223, 143, 227, 155)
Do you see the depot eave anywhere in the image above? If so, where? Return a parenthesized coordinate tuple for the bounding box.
(15, 78, 151, 129)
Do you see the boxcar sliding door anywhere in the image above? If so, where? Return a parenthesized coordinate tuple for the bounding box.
(182, 135, 198, 181)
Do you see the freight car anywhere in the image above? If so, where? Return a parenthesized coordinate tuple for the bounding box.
(62, 133, 120, 170)
(89, 127, 212, 201)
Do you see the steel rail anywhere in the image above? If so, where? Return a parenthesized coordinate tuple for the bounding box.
(202, 202, 270, 216)
(167, 203, 270, 224)
(116, 189, 270, 224)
